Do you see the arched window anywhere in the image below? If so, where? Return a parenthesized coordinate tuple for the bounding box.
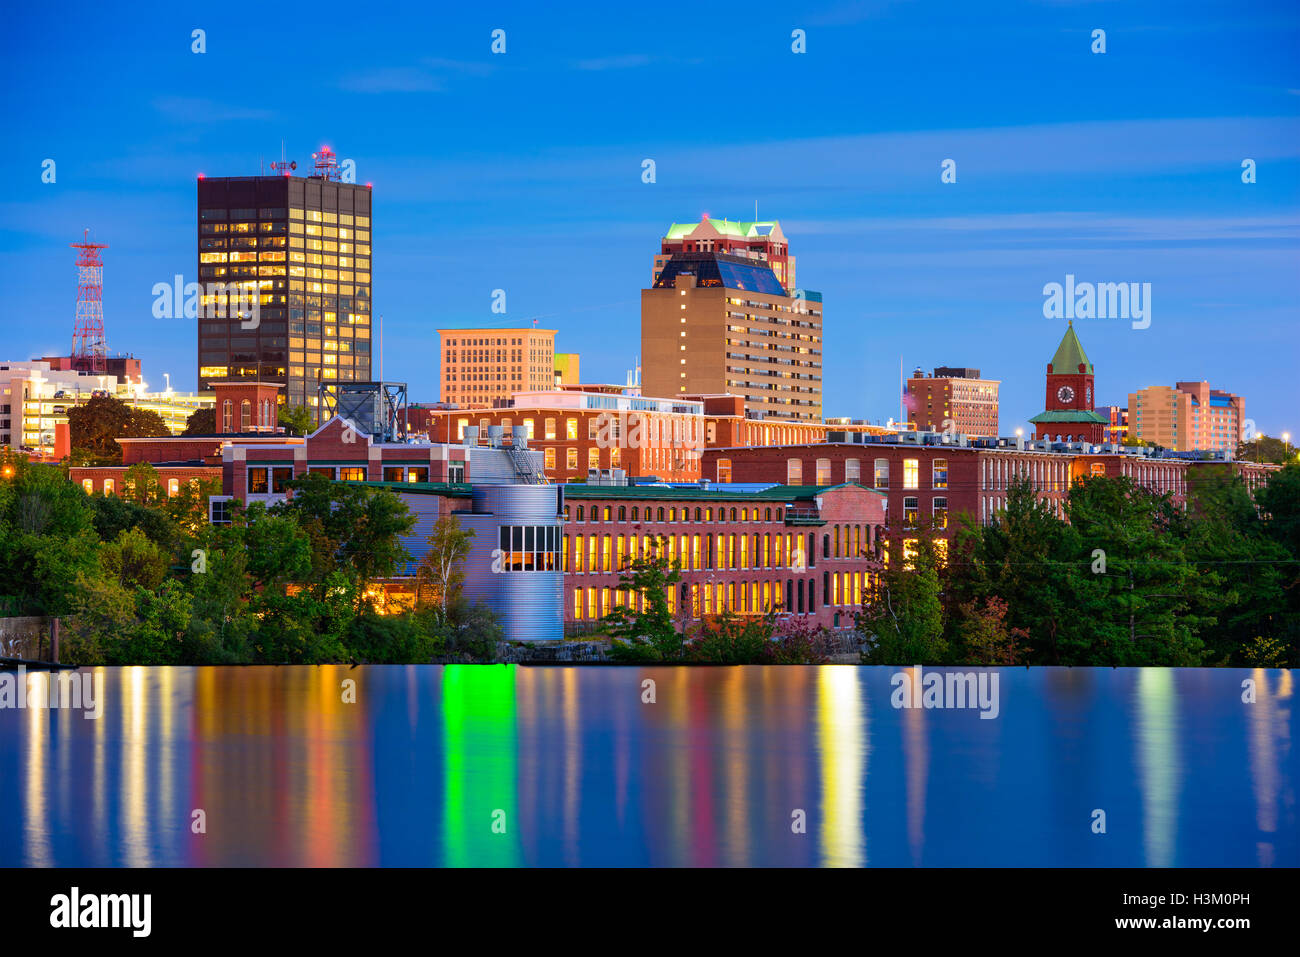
(577, 505, 585, 520)
(807, 533, 816, 567)
(241, 399, 252, 431)
(618, 506, 626, 520)
(657, 507, 665, 522)
(631, 507, 639, 521)
(695, 507, 702, 521)
(730, 508, 737, 521)
(823, 534, 830, 559)
(222, 399, 233, 432)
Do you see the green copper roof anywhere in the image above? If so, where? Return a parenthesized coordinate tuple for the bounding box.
(1028, 410, 1109, 424)
(1049, 322, 1093, 374)
(664, 219, 780, 240)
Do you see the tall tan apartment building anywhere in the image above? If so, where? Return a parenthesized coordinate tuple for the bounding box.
(642, 216, 822, 422)
(1128, 381, 1244, 452)
(906, 366, 1000, 436)
(439, 328, 555, 408)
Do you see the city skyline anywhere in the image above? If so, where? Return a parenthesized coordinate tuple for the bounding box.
(2, 0, 1296, 437)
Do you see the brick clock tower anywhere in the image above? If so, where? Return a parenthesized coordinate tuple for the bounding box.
(1029, 322, 1108, 443)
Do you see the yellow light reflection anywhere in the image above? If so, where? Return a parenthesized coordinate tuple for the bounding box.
(817, 667, 867, 867)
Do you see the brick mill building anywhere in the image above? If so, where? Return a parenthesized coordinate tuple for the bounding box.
(558, 481, 887, 631)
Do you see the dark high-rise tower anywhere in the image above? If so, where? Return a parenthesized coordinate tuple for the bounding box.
(196, 166, 373, 424)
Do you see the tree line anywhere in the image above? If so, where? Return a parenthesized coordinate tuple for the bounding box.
(0, 458, 499, 665)
(859, 465, 1299, 667)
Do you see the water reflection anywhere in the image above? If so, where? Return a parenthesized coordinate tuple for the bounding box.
(0, 666, 1294, 867)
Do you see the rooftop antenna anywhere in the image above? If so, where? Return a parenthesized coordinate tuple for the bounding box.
(312, 145, 339, 181)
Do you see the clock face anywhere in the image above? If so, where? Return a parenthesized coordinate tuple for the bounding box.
(1057, 385, 1075, 403)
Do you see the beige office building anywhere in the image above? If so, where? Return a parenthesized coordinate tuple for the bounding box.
(1129, 381, 1244, 452)
(439, 328, 556, 408)
(641, 238, 822, 422)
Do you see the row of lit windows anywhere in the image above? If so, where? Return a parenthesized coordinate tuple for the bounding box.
(571, 574, 855, 621)
(497, 525, 562, 572)
(566, 532, 805, 575)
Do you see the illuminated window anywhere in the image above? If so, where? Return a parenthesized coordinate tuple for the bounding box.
(567, 448, 578, 470)
(787, 458, 802, 484)
(933, 497, 948, 530)
(932, 458, 948, 489)
(904, 459, 919, 489)
(904, 496, 918, 527)
(544, 448, 555, 470)
(874, 458, 889, 488)
(816, 458, 832, 484)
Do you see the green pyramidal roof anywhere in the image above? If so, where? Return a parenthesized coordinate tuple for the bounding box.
(1050, 322, 1093, 374)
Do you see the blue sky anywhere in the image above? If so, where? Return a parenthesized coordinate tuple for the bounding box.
(2, 0, 1296, 435)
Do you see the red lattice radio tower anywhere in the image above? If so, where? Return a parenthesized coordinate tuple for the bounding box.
(70, 229, 109, 374)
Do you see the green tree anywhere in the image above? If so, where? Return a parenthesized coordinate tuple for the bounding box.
(99, 526, 171, 591)
(858, 544, 947, 664)
(1178, 465, 1291, 664)
(277, 403, 313, 437)
(1064, 475, 1213, 666)
(122, 461, 164, 505)
(273, 473, 415, 597)
(0, 460, 101, 616)
(182, 406, 216, 436)
(1236, 435, 1296, 466)
(688, 609, 774, 663)
(604, 544, 685, 661)
(1255, 463, 1300, 664)
(164, 477, 222, 534)
(952, 476, 1083, 664)
(415, 515, 475, 619)
(955, 595, 1026, 666)
(67, 394, 170, 464)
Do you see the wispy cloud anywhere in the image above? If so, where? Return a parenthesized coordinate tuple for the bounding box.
(337, 67, 445, 93)
(152, 96, 274, 123)
(572, 53, 654, 71)
(338, 57, 496, 93)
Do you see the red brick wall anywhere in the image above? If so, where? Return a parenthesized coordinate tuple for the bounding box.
(70, 465, 221, 496)
(560, 485, 885, 629)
